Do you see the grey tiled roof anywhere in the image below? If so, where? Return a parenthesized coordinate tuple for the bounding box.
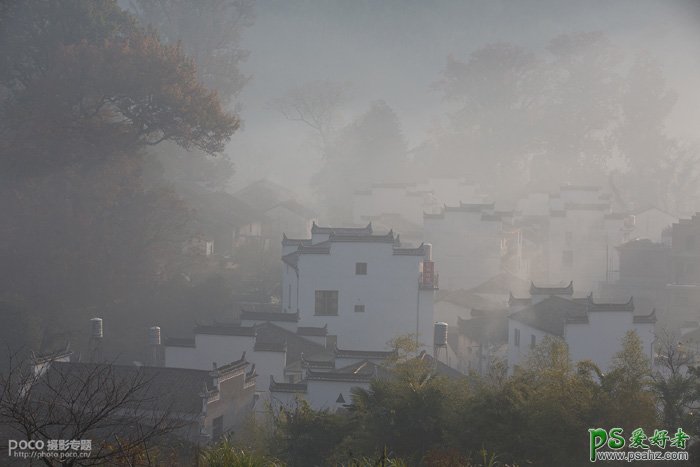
(297, 325, 328, 337)
(301, 357, 335, 370)
(43, 362, 236, 415)
(311, 222, 373, 235)
(469, 272, 530, 296)
(393, 244, 426, 256)
(508, 293, 532, 307)
(240, 309, 299, 323)
(633, 309, 656, 324)
(254, 322, 333, 365)
(444, 202, 495, 213)
(329, 231, 395, 243)
(165, 337, 196, 348)
(334, 347, 398, 360)
(254, 341, 286, 352)
(305, 368, 375, 382)
(529, 281, 574, 296)
(509, 294, 645, 336)
(509, 295, 588, 336)
(416, 352, 466, 380)
(269, 375, 307, 393)
(458, 313, 508, 344)
(585, 296, 634, 312)
(194, 323, 256, 337)
(281, 234, 312, 247)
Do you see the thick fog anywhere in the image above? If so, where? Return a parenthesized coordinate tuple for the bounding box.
(4, 2, 700, 463)
(229, 0, 700, 200)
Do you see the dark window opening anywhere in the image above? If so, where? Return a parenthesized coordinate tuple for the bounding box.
(212, 415, 223, 440)
(315, 290, 339, 316)
(355, 262, 367, 275)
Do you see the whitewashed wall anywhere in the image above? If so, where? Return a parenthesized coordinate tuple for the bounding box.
(286, 241, 434, 351)
(566, 314, 655, 372)
(424, 212, 501, 290)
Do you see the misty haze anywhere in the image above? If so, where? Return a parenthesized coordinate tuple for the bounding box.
(1, 0, 700, 465)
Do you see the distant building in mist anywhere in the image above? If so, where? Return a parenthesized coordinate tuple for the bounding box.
(434, 272, 529, 375)
(599, 239, 671, 324)
(233, 179, 318, 251)
(516, 185, 636, 293)
(424, 202, 522, 290)
(665, 213, 700, 328)
(507, 282, 656, 373)
(351, 177, 488, 246)
(630, 207, 678, 243)
(353, 182, 434, 226)
(599, 212, 700, 331)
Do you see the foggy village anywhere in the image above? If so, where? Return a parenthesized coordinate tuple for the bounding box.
(1, 1, 700, 466)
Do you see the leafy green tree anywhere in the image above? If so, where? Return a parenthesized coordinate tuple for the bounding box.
(269, 400, 353, 467)
(652, 332, 700, 430)
(201, 436, 282, 467)
(599, 330, 657, 431)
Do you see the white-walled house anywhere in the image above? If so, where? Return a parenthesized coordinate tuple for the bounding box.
(164, 223, 440, 411)
(417, 177, 486, 208)
(352, 182, 433, 226)
(163, 319, 334, 398)
(630, 207, 677, 243)
(507, 283, 656, 373)
(281, 223, 437, 352)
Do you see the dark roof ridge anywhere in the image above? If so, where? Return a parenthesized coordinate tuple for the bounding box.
(194, 322, 256, 337)
(633, 308, 657, 324)
(312, 221, 373, 235)
(216, 353, 250, 374)
(297, 324, 328, 337)
(334, 345, 397, 359)
(269, 375, 307, 393)
(282, 234, 312, 246)
(530, 281, 574, 296)
(241, 309, 299, 322)
(305, 368, 375, 382)
(509, 292, 532, 306)
(165, 337, 196, 348)
(586, 295, 635, 312)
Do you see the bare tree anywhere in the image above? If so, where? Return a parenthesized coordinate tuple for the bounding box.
(0, 353, 193, 466)
(271, 80, 349, 154)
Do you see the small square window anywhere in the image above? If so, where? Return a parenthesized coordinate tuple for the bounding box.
(354, 305, 365, 313)
(355, 262, 367, 275)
